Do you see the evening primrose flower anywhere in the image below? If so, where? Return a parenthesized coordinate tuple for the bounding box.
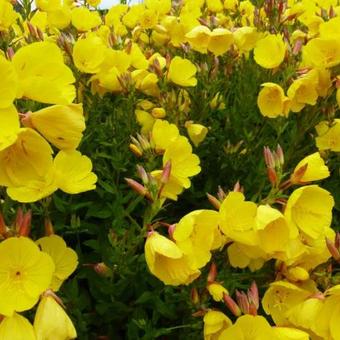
(162, 136, 201, 189)
(185, 121, 208, 147)
(287, 71, 319, 112)
(0, 128, 53, 187)
(144, 231, 200, 285)
(71, 7, 101, 31)
(272, 327, 310, 340)
(0, 0, 17, 31)
(36, 235, 78, 291)
(208, 28, 234, 56)
(0, 313, 36, 340)
(315, 119, 340, 152)
(185, 25, 211, 53)
(0, 55, 18, 108)
(73, 35, 107, 74)
(152, 119, 179, 151)
(302, 38, 340, 68)
(254, 34, 286, 69)
(34, 295, 77, 340)
(262, 281, 314, 326)
(173, 210, 220, 269)
(0, 105, 19, 151)
(219, 314, 274, 339)
(203, 310, 232, 340)
(291, 152, 330, 184)
(0, 237, 55, 316)
(233, 26, 260, 53)
(24, 104, 85, 150)
(219, 192, 258, 246)
(12, 42, 75, 105)
(167, 57, 197, 87)
(257, 83, 290, 118)
(284, 185, 334, 239)
(54, 150, 97, 194)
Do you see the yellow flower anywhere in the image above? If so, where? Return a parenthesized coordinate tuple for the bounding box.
(36, 235, 78, 291)
(34, 295, 77, 340)
(257, 83, 290, 118)
(27, 104, 85, 150)
(185, 25, 211, 53)
(0, 55, 18, 108)
(163, 136, 201, 189)
(144, 231, 200, 285)
(254, 34, 286, 69)
(291, 152, 330, 184)
(219, 192, 258, 246)
(47, 6, 72, 30)
(145, 0, 171, 15)
(0, 313, 36, 340)
(54, 150, 97, 194)
(0, 0, 17, 31)
(203, 310, 232, 340)
(233, 26, 260, 53)
(131, 69, 159, 97)
(0, 128, 53, 187)
(71, 7, 101, 31)
(219, 315, 274, 339)
(185, 121, 208, 147)
(152, 119, 179, 151)
(167, 56, 197, 87)
(73, 35, 107, 74)
(135, 109, 155, 135)
(151, 170, 184, 201)
(255, 205, 294, 253)
(287, 71, 319, 113)
(262, 281, 314, 326)
(272, 327, 310, 340)
(0, 105, 19, 151)
(286, 297, 323, 335)
(12, 42, 75, 105)
(173, 210, 220, 269)
(315, 119, 340, 152)
(207, 283, 229, 302)
(0, 237, 55, 316)
(303, 38, 340, 68)
(284, 185, 334, 239)
(208, 28, 234, 56)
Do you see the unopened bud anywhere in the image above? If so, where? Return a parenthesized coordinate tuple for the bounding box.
(0, 213, 6, 236)
(263, 146, 275, 169)
(233, 181, 242, 192)
(27, 22, 37, 38)
(207, 262, 217, 283)
(217, 186, 226, 201)
(267, 167, 278, 186)
(161, 160, 171, 184)
(125, 178, 152, 201)
(326, 237, 340, 262)
(248, 281, 259, 310)
(137, 165, 149, 184)
(129, 143, 143, 157)
(6, 47, 14, 60)
(94, 262, 112, 277)
(151, 107, 166, 119)
(44, 217, 55, 236)
(293, 39, 303, 55)
(191, 287, 200, 305)
(236, 290, 249, 314)
(223, 293, 242, 317)
(37, 27, 44, 41)
(335, 232, 340, 249)
(276, 144, 284, 165)
(18, 210, 32, 237)
(206, 193, 221, 210)
(168, 224, 176, 238)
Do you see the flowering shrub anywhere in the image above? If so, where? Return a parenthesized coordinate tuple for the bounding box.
(0, 0, 339, 338)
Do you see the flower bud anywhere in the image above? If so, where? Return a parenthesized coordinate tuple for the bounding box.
(207, 262, 217, 283)
(206, 193, 221, 210)
(223, 293, 242, 317)
(191, 287, 200, 305)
